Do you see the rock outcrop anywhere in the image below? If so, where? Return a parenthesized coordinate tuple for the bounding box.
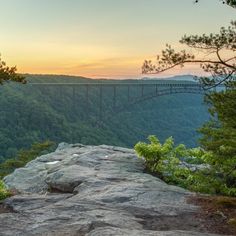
(0, 144, 221, 236)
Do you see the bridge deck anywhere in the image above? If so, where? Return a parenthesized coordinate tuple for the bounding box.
(28, 82, 203, 87)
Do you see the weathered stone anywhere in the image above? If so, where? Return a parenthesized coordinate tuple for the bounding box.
(56, 142, 71, 151)
(0, 144, 224, 236)
(3, 166, 48, 193)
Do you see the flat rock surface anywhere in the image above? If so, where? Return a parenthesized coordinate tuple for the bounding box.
(1, 144, 222, 236)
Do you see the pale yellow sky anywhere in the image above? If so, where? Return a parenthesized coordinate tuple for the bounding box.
(0, 0, 235, 79)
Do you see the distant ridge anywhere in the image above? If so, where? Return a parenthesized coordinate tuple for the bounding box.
(23, 73, 198, 83)
(141, 75, 197, 82)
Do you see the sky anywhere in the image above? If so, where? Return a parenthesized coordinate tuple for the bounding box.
(0, 0, 235, 79)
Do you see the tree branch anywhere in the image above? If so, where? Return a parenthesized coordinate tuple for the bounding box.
(204, 71, 235, 90)
(143, 59, 234, 74)
(216, 48, 236, 70)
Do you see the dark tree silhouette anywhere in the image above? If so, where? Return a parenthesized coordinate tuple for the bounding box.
(0, 56, 26, 84)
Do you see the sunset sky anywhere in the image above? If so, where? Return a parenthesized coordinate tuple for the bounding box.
(0, 0, 235, 79)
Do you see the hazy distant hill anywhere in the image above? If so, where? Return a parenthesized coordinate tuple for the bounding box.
(141, 75, 196, 82)
(26, 74, 197, 83)
(24, 74, 94, 83)
(0, 74, 209, 161)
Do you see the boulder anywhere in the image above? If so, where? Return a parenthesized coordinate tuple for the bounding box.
(0, 144, 221, 236)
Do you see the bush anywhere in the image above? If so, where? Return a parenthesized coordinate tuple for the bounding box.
(135, 135, 236, 197)
(135, 135, 190, 186)
(0, 180, 10, 201)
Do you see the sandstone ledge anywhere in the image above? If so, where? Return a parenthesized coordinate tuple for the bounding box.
(1, 144, 221, 236)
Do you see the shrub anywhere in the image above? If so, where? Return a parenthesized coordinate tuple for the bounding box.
(0, 180, 10, 201)
(135, 135, 190, 187)
(135, 135, 236, 197)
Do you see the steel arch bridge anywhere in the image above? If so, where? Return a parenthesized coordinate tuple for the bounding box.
(29, 82, 211, 122)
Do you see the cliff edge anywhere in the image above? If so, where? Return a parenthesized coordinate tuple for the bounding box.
(0, 144, 220, 236)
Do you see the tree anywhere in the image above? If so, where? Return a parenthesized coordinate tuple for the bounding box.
(221, 0, 236, 7)
(198, 81, 236, 195)
(142, 21, 236, 89)
(141, 4, 236, 195)
(195, 0, 236, 8)
(0, 56, 26, 84)
(220, 0, 236, 7)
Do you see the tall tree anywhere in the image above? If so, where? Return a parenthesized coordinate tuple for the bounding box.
(198, 81, 236, 195)
(142, 5, 236, 194)
(0, 56, 25, 84)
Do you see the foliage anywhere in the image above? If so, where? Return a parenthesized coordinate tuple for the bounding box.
(0, 56, 25, 84)
(199, 82, 236, 196)
(0, 141, 55, 178)
(141, 3, 236, 197)
(135, 135, 189, 185)
(135, 135, 236, 196)
(0, 75, 209, 161)
(0, 180, 10, 201)
(142, 21, 236, 89)
(195, 0, 236, 8)
(222, 0, 236, 7)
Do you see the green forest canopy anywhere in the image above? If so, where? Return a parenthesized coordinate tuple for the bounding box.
(0, 74, 209, 162)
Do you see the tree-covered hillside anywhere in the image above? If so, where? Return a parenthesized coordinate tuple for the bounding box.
(0, 74, 209, 162)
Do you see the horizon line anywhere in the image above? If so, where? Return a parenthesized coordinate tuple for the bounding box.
(21, 72, 199, 80)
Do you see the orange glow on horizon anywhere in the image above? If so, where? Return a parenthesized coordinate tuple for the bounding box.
(0, 0, 234, 80)
(14, 60, 206, 80)
(9, 52, 207, 79)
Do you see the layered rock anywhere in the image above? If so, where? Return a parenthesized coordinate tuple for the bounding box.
(0, 144, 220, 236)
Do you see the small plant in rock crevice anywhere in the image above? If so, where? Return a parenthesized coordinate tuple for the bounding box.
(0, 180, 10, 201)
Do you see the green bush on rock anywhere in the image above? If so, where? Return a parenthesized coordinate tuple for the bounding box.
(0, 180, 10, 201)
(135, 135, 190, 186)
(135, 135, 236, 197)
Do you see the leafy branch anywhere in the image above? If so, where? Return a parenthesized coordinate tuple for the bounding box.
(142, 22, 236, 88)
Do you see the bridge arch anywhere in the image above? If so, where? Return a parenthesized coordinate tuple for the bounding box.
(29, 82, 209, 122)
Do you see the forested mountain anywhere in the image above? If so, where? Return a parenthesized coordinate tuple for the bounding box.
(0, 74, 209, 162)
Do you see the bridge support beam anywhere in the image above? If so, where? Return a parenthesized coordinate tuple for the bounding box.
(156, 84, 158, 95)
(86, 85, 89, 119)
(141, 84, 144, 97)
(128, 85, 130, 102)
(113, 86, 117, 110)
(99, 85, 103, 122)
